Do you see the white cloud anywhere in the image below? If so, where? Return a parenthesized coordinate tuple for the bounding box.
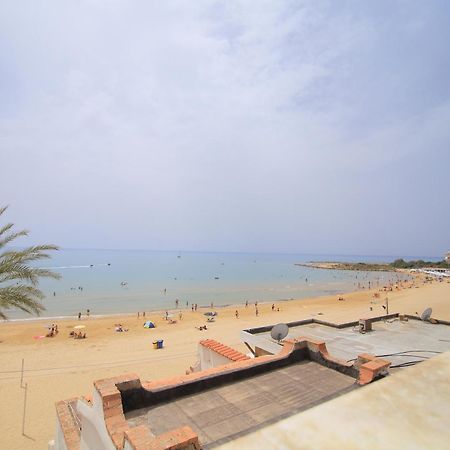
(0, 1, 449, 255)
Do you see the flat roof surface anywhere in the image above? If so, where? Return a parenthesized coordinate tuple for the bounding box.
(217, 351, 450, 450)
(256, 320, 450, 366)
(125, 360, 356, 448)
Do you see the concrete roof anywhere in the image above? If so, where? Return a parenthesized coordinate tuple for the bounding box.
(251, 319, 450, 367)
(125, 360, 357, 448)
(217, 351, 450, 450)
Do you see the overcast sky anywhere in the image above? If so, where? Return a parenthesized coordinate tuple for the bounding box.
(1, 1, 449, 257)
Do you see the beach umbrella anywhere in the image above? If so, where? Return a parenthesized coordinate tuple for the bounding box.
(204, 312, 217, 317)
(143, 321, 155, 328)
(73, 325, 86, 329)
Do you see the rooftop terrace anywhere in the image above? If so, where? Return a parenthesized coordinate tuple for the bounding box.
(242, 315, 450, 367)
(125, 360, 356, 448)
(52, 338, 391, 450)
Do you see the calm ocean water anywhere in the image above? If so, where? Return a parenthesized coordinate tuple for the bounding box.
(6, 249, 438, 320)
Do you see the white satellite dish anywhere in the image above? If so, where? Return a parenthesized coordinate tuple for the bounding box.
(420, 307, 432, 321)
(270, 323, 289, 343)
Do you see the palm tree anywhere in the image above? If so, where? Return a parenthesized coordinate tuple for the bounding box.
(0, 206, 60, 319)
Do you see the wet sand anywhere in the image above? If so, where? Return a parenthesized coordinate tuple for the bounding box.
(0, 277, 449, 449)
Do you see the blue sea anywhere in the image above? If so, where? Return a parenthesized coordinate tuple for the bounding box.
(6, 249, 437, 320)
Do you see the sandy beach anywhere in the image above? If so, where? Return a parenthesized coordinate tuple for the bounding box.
(1, 277, 449, 450)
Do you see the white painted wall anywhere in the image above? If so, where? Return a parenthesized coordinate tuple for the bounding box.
(198, 345, 233, 370)
(51, 410, 69, 450)
(77, 390, 117, 450)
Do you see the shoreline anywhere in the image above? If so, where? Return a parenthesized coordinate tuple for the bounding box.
(0, 286, 402, 325)
(1, 271, 415, 324)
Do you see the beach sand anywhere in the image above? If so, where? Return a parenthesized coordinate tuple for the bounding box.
(1, 277, 449, 449)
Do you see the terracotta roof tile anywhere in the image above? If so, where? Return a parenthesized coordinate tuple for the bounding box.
(199, 339, 250, 362)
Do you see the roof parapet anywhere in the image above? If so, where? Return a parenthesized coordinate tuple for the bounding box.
(54, 338, 390, 449)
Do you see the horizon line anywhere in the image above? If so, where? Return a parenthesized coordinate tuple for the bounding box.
(35, 247, 442, 260)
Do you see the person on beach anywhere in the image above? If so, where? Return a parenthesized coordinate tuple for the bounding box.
(255, 301, 258, 307)
(165, 311, 168, 320)
(191, 305, 194, 312)
(271, 304, 275, 311)
(235, 310, 239, 319)
(87, 309, 90, 317)
(143, 311, 145, 317)
(245, 300, 248, 308)
(255, 307, 259, 317)
(179, 311, 183, 320)
(78, 312, 81, 320)
(137, 312, 140, 318)
(175, 299, 179, 307)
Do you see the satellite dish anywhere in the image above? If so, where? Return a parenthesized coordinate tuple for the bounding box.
(420, 307, 432, 321)
(271, 323, 289, 343)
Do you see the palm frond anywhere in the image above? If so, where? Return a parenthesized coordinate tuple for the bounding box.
(0, 229, 29, 249)
(0, 264, 61, 284)
(1, 245, 60, 264)
(0, 206, 60, 319)
(0, 223, 14, 237)
(0, 285, 45, 318)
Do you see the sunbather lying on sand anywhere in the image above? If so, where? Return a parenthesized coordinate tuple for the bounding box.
(73, 332, 86, 339)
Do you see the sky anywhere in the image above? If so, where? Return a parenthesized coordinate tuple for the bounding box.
(0, 1, 449, 257)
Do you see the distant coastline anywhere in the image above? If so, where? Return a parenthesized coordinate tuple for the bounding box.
(296, 262, 395, 271)
(297, 258, 449, 272)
